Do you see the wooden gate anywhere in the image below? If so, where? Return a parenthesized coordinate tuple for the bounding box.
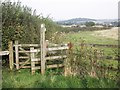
(14, 42, 40, 70)
(9, 24, 70, 75)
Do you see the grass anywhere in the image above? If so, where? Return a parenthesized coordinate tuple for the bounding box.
(2, 68, 119, 88)
(2, 29, 119, 88)
(62, 30, 119, 84)
(63, 31, 118, 45)
(62, 31, 118, 68)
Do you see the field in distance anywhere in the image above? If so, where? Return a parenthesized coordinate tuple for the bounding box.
(92, 27, 118, 40)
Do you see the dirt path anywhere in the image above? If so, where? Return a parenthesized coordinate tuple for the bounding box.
(92, 27, 118, 40)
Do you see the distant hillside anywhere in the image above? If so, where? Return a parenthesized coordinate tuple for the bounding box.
(56, 18, 96, 25)
(56, 18, 118, 25)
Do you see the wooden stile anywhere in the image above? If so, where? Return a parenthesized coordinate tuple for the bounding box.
(8, 24, 69, 75)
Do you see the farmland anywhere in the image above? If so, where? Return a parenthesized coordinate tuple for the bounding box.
(2, 27, 119, 88)
(62, 27, 118, 68)
(1, 1, 119, 88)
(92, 27, 118, 40)
(63, 27, 118, 44)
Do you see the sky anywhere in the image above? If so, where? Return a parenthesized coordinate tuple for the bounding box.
(9, 0, 119, 21)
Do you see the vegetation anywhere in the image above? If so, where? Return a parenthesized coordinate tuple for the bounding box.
(63, 30, 119, 86)
(2, 1, 62, 50)
(2, 30, 119, 88)
(59, 26, 111, 33)
(2, 0, 119, 89)
(85, 22, 95, 27)
(2, 68, 118, 88)
(63, 31, 118, 45)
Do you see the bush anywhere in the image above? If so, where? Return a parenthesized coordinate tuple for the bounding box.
(2, 0, 61, 50)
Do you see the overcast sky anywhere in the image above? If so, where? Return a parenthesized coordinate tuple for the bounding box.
(10, 0, 119, 21)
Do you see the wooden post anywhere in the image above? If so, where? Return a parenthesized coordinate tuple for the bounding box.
(15, 40, 19, 69)
(30, 47, 35, 74)
(8, 41, 14, 70)
(64, 42, 73, 76)
(40, 24, 46, 74)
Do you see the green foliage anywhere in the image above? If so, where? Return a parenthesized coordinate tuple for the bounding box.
(63, 30, 118, 84)
(2, 0, 61, 50)
(63, 31, 118, 45)
(85, 22, 95, 27)
(2, 68, 118, 88)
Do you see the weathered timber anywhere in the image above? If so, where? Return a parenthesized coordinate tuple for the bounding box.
(15, 41, 19, 69)
(14, 44, 39, 47)
(19, 57, 29, 59)
(32, 66, 41, 70)
(30, 47, 35, 74)
(46, 55, 67, 60)
(20, 66, 31, 68)
(8, 41, 14, 70)
(47, 46, 69, 51)
(40, 24, 46, 75)
(0, 51, 9, 56)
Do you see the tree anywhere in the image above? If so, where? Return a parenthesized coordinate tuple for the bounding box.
(85, 22, 95, 27)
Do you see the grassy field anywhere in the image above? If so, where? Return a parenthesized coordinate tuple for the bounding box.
(63, 31, 118, 45)
(2, 28, 119, 88)
(62, 29, 118, 62)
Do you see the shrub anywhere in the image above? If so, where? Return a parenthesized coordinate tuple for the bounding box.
(2, 0, 61, 50)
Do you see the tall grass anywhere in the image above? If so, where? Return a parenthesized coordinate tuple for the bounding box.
(2, 68, 118, 88)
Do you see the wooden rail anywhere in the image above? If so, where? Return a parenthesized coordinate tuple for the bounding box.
(0, 51, 9, 56)
(13, 44, 39, 47)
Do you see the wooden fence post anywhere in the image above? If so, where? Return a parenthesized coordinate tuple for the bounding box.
(15, 40, 19, 69)
(40, 24, 46, 74)
(8, 41, 14, 70)
(64, 42, 73, 76)
(30, 47, 35, 74)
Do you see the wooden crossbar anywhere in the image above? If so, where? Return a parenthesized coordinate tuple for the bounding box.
(14, 44, 39, 47)
(46, 55, 67, 60)
(30, 46, 69, 53)
(0, 51, 9, 56)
